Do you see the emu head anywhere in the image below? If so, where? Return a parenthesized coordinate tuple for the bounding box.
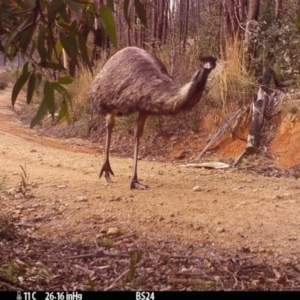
(199, 56, 217, 70)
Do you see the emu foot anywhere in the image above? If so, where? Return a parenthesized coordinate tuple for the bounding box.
(99, 161, 114, 183)
(129, 180, 149, 190)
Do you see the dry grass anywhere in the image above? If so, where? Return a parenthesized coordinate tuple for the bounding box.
(209, 38, 256, 110)
(0, 72, 9, 90)
(0, 68, 21, 90)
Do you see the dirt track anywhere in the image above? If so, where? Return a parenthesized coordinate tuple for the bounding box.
(1, 88, 300, 260)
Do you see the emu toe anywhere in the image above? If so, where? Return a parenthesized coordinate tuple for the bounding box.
(129, 180, 149, 190)
(99, 161, 114, 183)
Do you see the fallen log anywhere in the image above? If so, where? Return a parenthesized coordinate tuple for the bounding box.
(235, 67, 288, 165)
(180, 162, 230, 169)
(245, 68, 274, 151)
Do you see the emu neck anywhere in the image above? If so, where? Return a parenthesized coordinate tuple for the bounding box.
(179, 68, 211, 111)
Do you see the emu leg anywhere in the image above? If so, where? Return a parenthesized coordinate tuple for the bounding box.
(129, 113, 148, 190)
(99, 112, 116, 183)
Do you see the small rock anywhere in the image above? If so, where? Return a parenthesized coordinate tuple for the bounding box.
(30, 149, 37, 153)
(193, 185, 201, 192)
(237, 232, 248, 238)
(281, 258, 292, 265)
(158, 170, 164, 175)
(76, 196, 88, 202)
(8, 188, 17, 195)
(57, 185, 67, 189)
(107, 227, 119, 235)
(232, 187, 241, 191)
(216, 227, 225, 233)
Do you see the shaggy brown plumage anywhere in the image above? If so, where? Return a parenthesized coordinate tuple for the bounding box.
(89, 46, 217, 189)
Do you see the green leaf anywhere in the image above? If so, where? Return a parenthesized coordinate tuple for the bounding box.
(57, 101, 71, 124)
(44, 81, 55, 116)
(134, 0, 147, 27)
(46, 27, 54, 61)
(296, 13, 300, 31)
(4, 18, 28, 60)
(68, 20, 78, 77)
(65, 0, 81, 20)
(59, 32, 71, 57)
(88, 3, 97, 14)
(54, 38, 63, 63)
(81, 13, 94, 39)
(30, 98, 49, 128)
(100, 5, 117, 47)
(58, 2, 70, 22)
(58, 76, 73, 85)
(39, 61, 65, 71)
(19, 19, 36, 53)
(26, 73, 41, 104)
(22, 61, 30, 74)
(12, 62, 30, 107)
(53, 83, 71, 100)
(47, 0, 65, 23)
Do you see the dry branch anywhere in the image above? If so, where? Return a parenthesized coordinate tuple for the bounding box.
(197, 109, 246, 160)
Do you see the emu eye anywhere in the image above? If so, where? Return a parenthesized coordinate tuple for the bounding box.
(202, 61, 212, 69)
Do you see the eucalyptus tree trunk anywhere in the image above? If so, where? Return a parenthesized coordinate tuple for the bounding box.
(222, 0, 239, 37)
(179, 0, 189, 51)
(162, 0, 169, 45)
(157, 0, 167, 46)
(244, 0, 260, 68)
(152, 0, 158, 47)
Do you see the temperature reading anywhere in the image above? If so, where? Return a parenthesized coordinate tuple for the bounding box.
(22, 292, 36, 300)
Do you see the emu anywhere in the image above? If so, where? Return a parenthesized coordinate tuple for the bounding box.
(89, 46, 217, 190)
